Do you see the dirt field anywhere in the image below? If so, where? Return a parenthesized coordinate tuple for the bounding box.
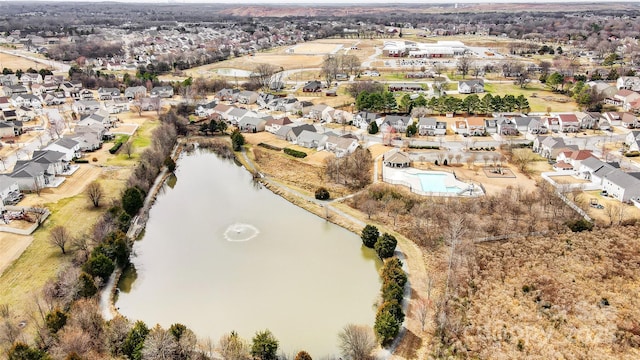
(0, 52, 49, 71)
(0, 233, 33, 275)
(552, 175, 591, 184)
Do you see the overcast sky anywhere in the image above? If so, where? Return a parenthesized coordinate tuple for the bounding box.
(0, 0, 635, 3)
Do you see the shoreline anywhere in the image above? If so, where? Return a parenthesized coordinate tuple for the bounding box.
(102, 140, 420, 358)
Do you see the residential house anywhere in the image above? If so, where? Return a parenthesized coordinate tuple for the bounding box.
(284, 124, 316, 142)
(383, 151, 411, 168)
(466, 117, 486, 136)
(271, 97, 299, 113)
(602, 171, 640, 202)
(575, 112, 597, 129)
(353, 111, 380, 130)
(458, 79, 484, 94)
(302, 81, 322, 93)
(307, 104, 334, 122)
(325, 135, 359, 157)
(484, 118, 498, 134)
(496, 117, 518, 135)
(608, 90, 640, 109)
(78, 89, 95, 101)
(514, 116, 546, 134)
(45, 138, 81, 161)
(80, 109, 113, 128)
(104, 98, 130, 114)
(30, 83, 45, 96)
(452, 120, 468, 135)
(124, 86, 147, 100)
(616, 76, 640, 91)
(238, 117, 266, 133)
(3, 85, 28, 96)
(70, 132, 102, 152)
(10, 94, 42, 108)
(72, 100, 101, 115)
(626, 130, 640, 152)
(558, 113, 580, 132)
(20, 73, 42, 85)
(380, 115, 412, 133)
(10, 150, 68, 191)
(587, 81, 617, 98)
(418, 117, 446, 135)
(226, 107, 256, 125)
(139, 97, 160, 111)
(98, 87, 121, 100)
(0, 97, 10, 110)
(533, 136, 578, 159)
(296, 130, 327, 150)
(542, 116, 560, 132)
(588, 112, 611, 131)
(0, 122, 16, 138)
(237, 91, 259, 105)
(2, 109, 17, 122)
(620, 112, 639, 129)
(265, 117, 293, 134)
(0, 74, 19, 86)
(602, 112, 623, 126)
(212, 103, 233, 118)
(16, 106, 36, 122)
(388, 83, 423, 92)
(150, 86, 174, 98)
(325, 109, 353, 124)
(44, 93, 66, 106)
(555, 150, 594, 171)
(195, 101, 218, 117)
(578, 156, 616, 183)
(0, 175, 21, 209)
(216, 88, 240, 102)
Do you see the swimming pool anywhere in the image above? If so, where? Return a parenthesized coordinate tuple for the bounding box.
(416, 172, 463, 193)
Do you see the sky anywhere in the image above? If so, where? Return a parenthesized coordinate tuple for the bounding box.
(0, 0, 637, 3)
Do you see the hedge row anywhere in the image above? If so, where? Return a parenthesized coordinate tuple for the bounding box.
(408, 145, 440, 150)
(284, 148, 307, 158)
(259, 142, 283, 151)
(469, 147, 496, 151)
(109, 141, 124, 154)
(624, 151, 640, 157)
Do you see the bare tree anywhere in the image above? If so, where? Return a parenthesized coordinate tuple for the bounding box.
(337, 324, 376, 360)
(0, 304, 22, 346)
(415, 300, 429, 332)
(511, 149, 536, 173)
(30, 204, 48, 226)
(122, 141, 134, 159)
(321, 55, 340, 87)
(456, 54, 473, 79)
(86, 181, 104, 207)
(218, 331, 250, 360)
(251, 63, 279, 91)
(142, 324, 179, 360)
(49, 225, 71, 255)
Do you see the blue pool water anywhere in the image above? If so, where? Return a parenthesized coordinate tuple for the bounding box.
(417, 173, 462, 193)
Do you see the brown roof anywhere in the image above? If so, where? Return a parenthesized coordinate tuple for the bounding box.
(570, 150, 593, 160)
(466, 117, 484, 126)
(558, 113, 578, 122)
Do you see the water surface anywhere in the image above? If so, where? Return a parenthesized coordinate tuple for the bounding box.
(116, 150, 381, 358)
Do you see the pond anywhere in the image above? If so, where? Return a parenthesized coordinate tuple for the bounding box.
(216, 68, 254, 77)
(116, 150, 381, 358)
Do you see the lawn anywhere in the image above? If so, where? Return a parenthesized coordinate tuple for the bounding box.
(451, 82, 578, 113)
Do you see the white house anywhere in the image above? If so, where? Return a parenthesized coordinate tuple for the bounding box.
(325, 135, 359, 157)
(45, 138, 81, 161)
(602, 171, 640, 202)
(458, 79, 484, 94)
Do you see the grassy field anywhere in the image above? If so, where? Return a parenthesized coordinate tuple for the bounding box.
(0, 167, 129, 316)
(448, 82, 578, 113)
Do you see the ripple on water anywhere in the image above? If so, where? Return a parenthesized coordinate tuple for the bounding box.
(223, 223, 260, 242)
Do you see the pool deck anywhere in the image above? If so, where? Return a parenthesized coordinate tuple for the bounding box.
(383, 167, 484, 197)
